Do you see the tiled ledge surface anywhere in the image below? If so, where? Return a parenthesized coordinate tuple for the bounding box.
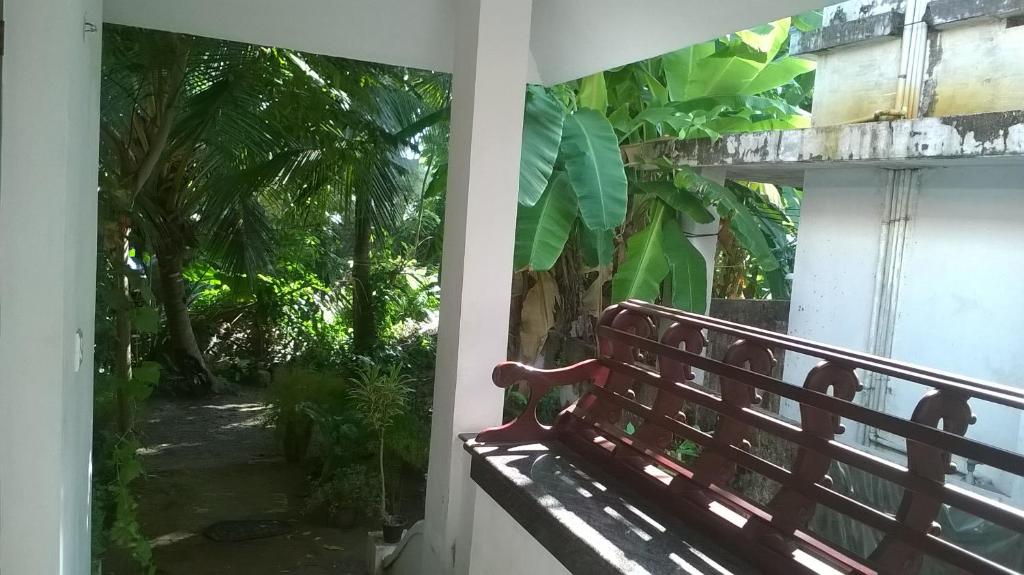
(464, 436, 758, 575)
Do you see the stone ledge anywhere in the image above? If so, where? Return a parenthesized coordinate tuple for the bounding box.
(924, 0, 1024, 29)
(464, 437, 757, 575)
(621, 110, 1024, 186)
(790, 11, 904, 56)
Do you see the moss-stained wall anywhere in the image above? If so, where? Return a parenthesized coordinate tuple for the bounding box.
(812, 39, 903, 126)
(924, 20, 1024, 116)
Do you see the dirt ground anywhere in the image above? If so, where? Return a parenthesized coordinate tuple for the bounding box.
(104, 388, 370, 575)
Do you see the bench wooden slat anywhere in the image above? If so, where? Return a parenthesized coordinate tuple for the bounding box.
(477, 301, 1024, 575)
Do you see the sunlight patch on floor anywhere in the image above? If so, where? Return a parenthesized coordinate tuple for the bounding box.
(151, 531, 196, 548)
(137, 442, 202, 456)
(200, 403, 268, 412)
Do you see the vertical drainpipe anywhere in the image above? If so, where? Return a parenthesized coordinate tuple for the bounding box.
(862, 0, 929, 441)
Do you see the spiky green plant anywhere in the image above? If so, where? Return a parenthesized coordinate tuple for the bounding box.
(349, 363, 413, 521)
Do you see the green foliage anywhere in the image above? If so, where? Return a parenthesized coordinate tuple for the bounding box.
(675, 167, 779, 272)
(268, 368, 350, 431)
(638, 180, 714, 225)
(349, 363, 415, 520)
(662, 217, 708, 313)
(578, 72, 609, 113)
(612, 202, 671, 303)
(561, 109, 629, 231)
(350, 364, 414, 436)
(513, 16, 813, 311)
(306, 463, 380, 517)
(293, 356, 432, 523)
(514, 173, 578, 271)
(503, 388, 566, 426)
(519, 87, 565, 206)
(670, 439, 701, 463)
(580, 226, 615, 268)
(107, 438, 156, 574)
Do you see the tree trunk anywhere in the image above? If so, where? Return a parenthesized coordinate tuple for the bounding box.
(156, 243, 215, 395)
(106, 217, 134, 433)
(352, 189, 375, 356)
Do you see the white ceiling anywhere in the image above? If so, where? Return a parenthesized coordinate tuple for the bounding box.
(103, 0, 830, 85)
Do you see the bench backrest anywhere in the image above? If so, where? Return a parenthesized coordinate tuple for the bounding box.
(488, 300, 1024, 575)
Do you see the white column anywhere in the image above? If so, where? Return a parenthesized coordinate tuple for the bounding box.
(686, 167, 725, 313)
(0, 0, 103, 573)
(422, 1, 533, 573)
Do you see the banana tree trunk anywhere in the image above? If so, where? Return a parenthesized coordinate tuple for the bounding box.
(156, 243, 215, 394)
(352, 189, 375, 356)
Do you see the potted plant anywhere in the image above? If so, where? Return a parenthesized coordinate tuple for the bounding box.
(349, 363, 413, 543)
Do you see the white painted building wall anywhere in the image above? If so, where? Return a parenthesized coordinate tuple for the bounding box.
(0, 0, 104, 573)
(781, 168, 887, 433)
(782, 166, 1024, 502)
(467, 489, 572, 575)
(778, 0, 1024, 507)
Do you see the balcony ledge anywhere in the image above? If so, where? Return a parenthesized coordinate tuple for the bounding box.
(464, 435, 758, 575)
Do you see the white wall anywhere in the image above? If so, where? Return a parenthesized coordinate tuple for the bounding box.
(421, 3, 533, 574)
(0, 0, 103, 573)
(888, 166, 1024, 498)
(782, 168, 887, 433)
(784, 166, 1024, 501)
(467, 488, 572, 575)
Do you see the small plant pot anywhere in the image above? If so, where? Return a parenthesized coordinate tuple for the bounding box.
(381, 516, 406, 544)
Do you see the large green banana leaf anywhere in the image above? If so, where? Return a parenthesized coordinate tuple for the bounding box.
(675, 168, 779, 271)
(662, 217, 707, 312)
(663, 42, 716, 103)
(561, 109, 628, 231)
(612, 202, 669, 303)
(662, 18, 813, 102)
(742, 58, 816, 96)
(519, 86, 564, 206)
(578, 72, 608, 114)
(513, 172, 578, 271)
(637, 180, 715, 224)
(581, 226, 615, 268)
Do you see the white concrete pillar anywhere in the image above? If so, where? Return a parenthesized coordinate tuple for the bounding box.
(0, 0, 103, 573)
(421, 1, 533, 573)
(686, 168, 725, 313)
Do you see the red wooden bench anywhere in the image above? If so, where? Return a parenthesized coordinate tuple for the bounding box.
(474, 300, 1024, 575)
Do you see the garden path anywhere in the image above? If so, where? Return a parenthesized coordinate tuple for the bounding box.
(105, 388, 369, 575)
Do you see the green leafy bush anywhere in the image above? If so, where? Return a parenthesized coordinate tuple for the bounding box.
(267, 367, 350, 462)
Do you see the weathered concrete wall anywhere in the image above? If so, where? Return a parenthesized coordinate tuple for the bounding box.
(812, 38, 903, 126)
(824, 0, 906, 23)
(622, 110, 1024, 190)
(925, 20, 1024, 116)
(796, 0, 1024, 123)
(780, 165, 1024, 503)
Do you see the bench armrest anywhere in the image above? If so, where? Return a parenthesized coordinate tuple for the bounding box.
(476, 359, 608, 443)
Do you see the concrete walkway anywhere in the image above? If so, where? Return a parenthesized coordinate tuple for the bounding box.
(104, 388, 368, 575)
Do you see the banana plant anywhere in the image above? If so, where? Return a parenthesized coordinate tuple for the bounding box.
(513, 16, 813, 316)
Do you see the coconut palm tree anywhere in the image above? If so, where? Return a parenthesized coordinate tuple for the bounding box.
(100, 26, 449, 396)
